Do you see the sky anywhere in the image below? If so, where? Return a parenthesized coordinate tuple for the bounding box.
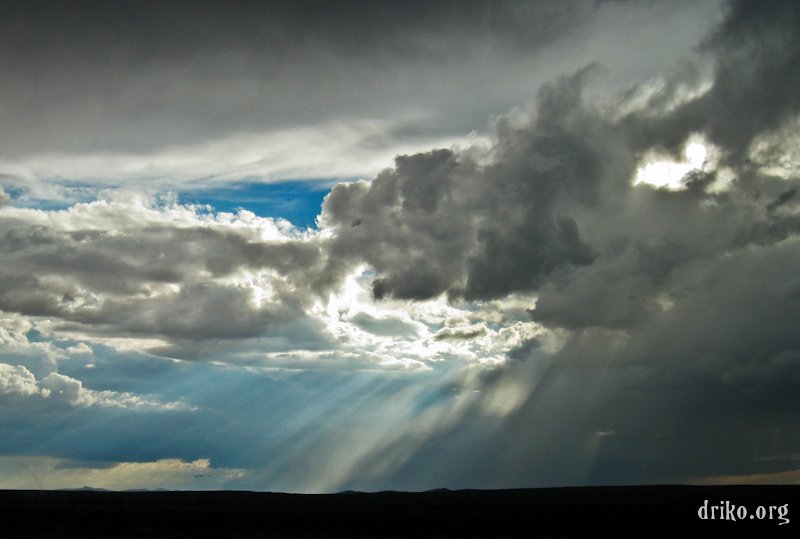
(1, 0, 800, 492)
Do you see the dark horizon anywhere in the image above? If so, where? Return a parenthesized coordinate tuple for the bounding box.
(2, 485, 797, 536)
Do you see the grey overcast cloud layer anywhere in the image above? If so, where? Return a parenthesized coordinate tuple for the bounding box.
(2, 0, 800, 491)
(0, 0, 720, 190)
(0, 0, 710, 152)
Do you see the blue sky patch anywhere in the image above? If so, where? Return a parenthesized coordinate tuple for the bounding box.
(180, 179, 341, 229)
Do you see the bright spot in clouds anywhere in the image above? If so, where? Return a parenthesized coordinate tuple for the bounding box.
(684, 142, 707, 167)
(635, 141, 707, 189)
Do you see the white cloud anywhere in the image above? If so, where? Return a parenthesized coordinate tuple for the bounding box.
(0, 193, 325, 358)
(0, 363, 192, 411)
(299, 268, 554, 370)
(0, 363, 39, 396)
(0, 313, 61, 377)
(0, 189, 295, 238)
(0, 313, 35, 348)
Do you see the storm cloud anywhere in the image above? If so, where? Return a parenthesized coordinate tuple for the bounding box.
(319, 0, 800, 318)
(312, 0, 800, 488)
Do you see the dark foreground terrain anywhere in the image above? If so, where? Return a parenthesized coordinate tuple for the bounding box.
(1, 485, 797, 537)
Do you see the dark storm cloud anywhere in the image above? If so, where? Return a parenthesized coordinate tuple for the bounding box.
(765, 188, 797, 212)
(0, 0, 569, 156)
(320, 67, 620, 301)
(320, 0, 800, 318)
(526, 2, 800, 330)
(346, 235, 800, 488)
(433, 327, 488, 342)
(3, 0, 578, 59)
(527, 178, 800, 329)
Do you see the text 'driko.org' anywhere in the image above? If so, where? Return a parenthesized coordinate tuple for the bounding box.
(698, 500, 790, 526)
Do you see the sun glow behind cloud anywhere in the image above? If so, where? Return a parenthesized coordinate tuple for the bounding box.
(634, 140, 708, 189)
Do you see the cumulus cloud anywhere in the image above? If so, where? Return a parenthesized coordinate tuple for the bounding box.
(0, 193, 339, 359)
(0, 363, 39, 396)
(314, 0, 800, 330)
(0, 363, 189, 411)
(320, 68, 613, 302)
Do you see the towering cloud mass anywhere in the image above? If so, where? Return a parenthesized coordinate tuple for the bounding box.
(322, 0, 800, 326)
(0, 0, 799, 491)
(321, 66, 627, 302)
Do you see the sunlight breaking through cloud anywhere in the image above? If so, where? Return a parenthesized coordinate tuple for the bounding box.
(634, 140, 708, 189)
